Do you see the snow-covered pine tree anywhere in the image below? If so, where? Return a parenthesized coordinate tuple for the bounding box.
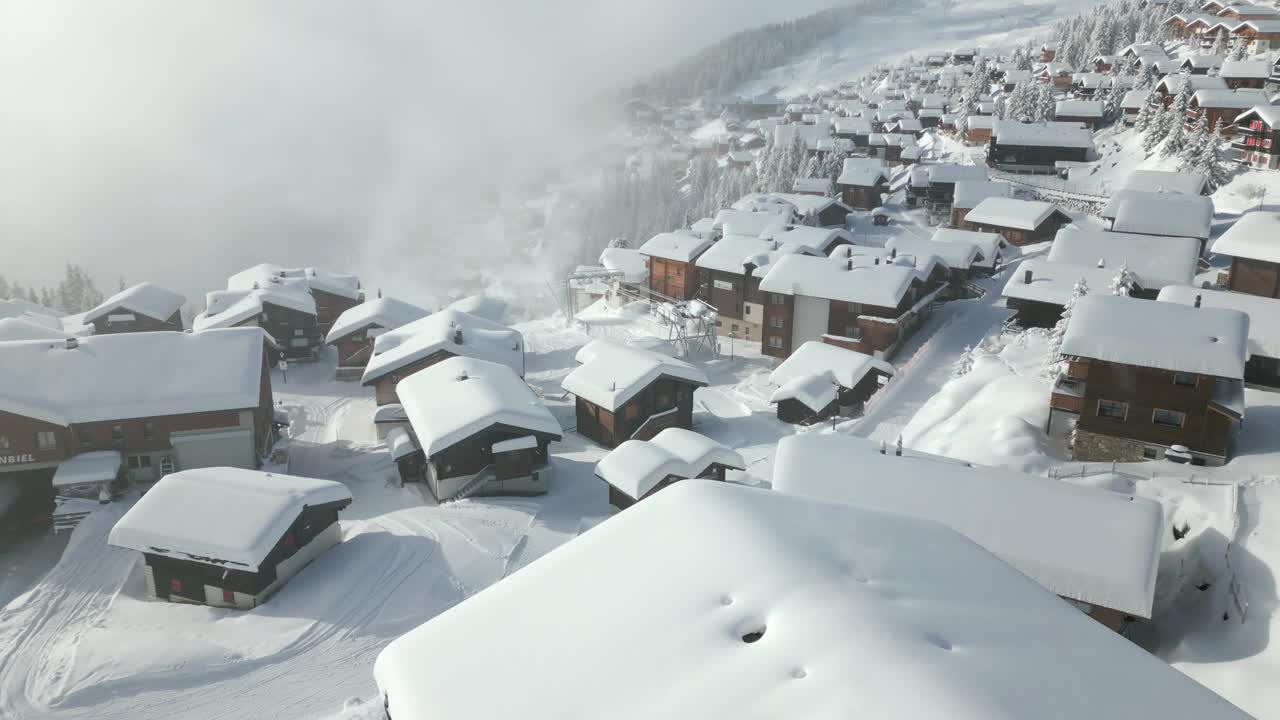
(953, 345, 975, 378)
(1108, 262, 1133, 296)
(1160, 81, 1195, 157)
(1143, 101, 1171, 152)
(1134, 90, 1159, 132)
(1043, 277, 1089, 379)
(1229, 36, 1250, 61)
(1196, 118, 1234, 190)
(1035, 84, 1056, 121)
(1177, 111, 1209, 172)
(1212, 32, 1229, 57)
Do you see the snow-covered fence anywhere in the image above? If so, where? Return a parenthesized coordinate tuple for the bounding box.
(988, 169, 1110, 215)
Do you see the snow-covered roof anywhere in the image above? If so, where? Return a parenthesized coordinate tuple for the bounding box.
(385, 426, 419, 461)
(1002, 258, 1123, 306)
(562, 339, 708, 412)
(1046, 228, 1199, 290)
(52, 451, 122, 488)
(773, 123, 832, 150)
(227, 263, 361, 300)
(637, 231, 715, 263)
(373, 480, 1246, 720)
(1219, 59, 1270, 78)
(0, 298, 58, 320)
(1234, 103, 1280, 128)
(363, 309, 523, 384)
(1156, 74, 1228, 95)
(772, 434, 1165, 619)
(964, 197, 1065, 231)
(1107, 191, 1213, 240)
(396, 356, 560, 457)
(325, 297, 429, 344)
(0, 316, 69, 342)
(1117, 169, 1208, 196)
(0, 328, 267, 427)
(373, 402, 408, 424)
(598, 247, 648, 283)
(836, 157, 889, 187)
(193, 287, 316, 331)
(82, 282, 185, 325)
(1158, 285, 1280, 358)
(929, 227, 1007, 266)
(831, 117, 872, 134)
(951, 179, 1011, 210)
(1062, 294, 1249, 379)
(922, 163, 988, 185)
(1054, 99, 1104, 118)
(108, 468, 352, 572)
(759, 254, 916, 308)
(1191, 88, 1270, 109)
(696, 234, 783, 274)
(992, 120, 1093, 149)
(1238, 18, 1280, 31)
(791, 177, 832, 194)
(769, 341, 894, 411)
(886, 235, 980, 270)
(595, 428, 744, 501)
(1213, 211, 1280, 261)
(772, 226, 852, 254)
(1120, 89, 1149, 110)
(712, 208, 791, 239)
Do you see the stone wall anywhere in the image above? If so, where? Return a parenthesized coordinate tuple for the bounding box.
(1071, 427, 1150, 463)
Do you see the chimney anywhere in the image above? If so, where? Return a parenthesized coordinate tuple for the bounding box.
(453, 327, 464, 344)
(890, 247, 897, 259)
(847, 258, 853, 270)
(874, 257, 881, 265)
(252, 281, 260, 289)
(457, 370, 469, 381)
(1097, 258, 1105, 268)
(895, 435, 903, 456)
(1023, 269, 1033, 284)
(1194, 294, 1202, 308)
(65, 337, 79, 350)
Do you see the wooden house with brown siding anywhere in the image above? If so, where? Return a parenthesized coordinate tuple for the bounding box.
(1213, 212, 1280, 297)
(325, 297, 428, 379)
(193, 287, 322, 361)
(1049, 295, 1248, 466)
(0, 328, 276, 523)
(82, 282, 186, 335)
(225, 264, 363, 336)
(836, 158, 890, 210)
(562, 339, 709, 449)
(768, 341, 895, 424)
(360, 309, 524, 406)
(961, 197, 1071, 246)
(1232, 105, 1280, 170)
(987, 121, 1093, 171)
(637, 232, 715, 301)
(594, 428, 743, 511)
(394, 356, 561, 501)
(108, 468, 351, 609)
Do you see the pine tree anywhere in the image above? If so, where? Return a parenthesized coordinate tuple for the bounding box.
(1229, 37, 1250, 61)
(0, 275, 9, 300)
(1134, 90, 1159, 132)
(1160, 81, 1195, 157)
(1035, 84, 1056, 121)
(1108, 262, 1133, 296)
(1197, 118, 1233, 190)
(953, 345, 975, 378)
(1177, 112, 1209, 172)
(1043, 277, 1089, 379)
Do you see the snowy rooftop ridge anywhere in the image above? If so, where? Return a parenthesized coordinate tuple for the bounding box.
(595, 428, 744, 501)
(561, 339, 708, 412)
(637, 231, 715, 263)
(324, 297, 429, 344)
(759, 254, 917, 308)
(964, 197, 1063, 231)
(0, 328, 267, 427)
(1061, 294, 1249, 379)
(227, 263, 362, 300)
(1158, 285, 1280, 358)
(773, 434, 1165, 619)
(82, 282, 186, 325)
(991, 120, 1094, 149)
(362, 309, 524, 384)
(768, 341, 894, 412)
(396, 356, 560, 457)
(108, 468, 352, 572)
(193, 287, 317, 332)
(1212, 211, 1280, 262)
(1046, 227, 1199, 290)
(1116, 169, 1208, 196)
(374, 481, 1246, 720)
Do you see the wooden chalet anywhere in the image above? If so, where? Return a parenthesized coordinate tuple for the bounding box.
(1186, 88, 1269, 133)
(225, 264, 363, 336)
(1213, 211, 1280, 297)
(108, 468, 351, 609)
(394, 356, 561, 501)
(82, 283, 185, 335)
(1050, 295, 1247, 466)
(768, 341, 894, 424)
(832, 117, 873, 147)
(836, 158, 890, 209)
(1101, 190, 1213, 251)
(1054, 99, 1105, 129)
(360, 309, 524, 406)
(1040, 43, 1058, 62)
(194, 286, 322, 360)
(965, 115, 994, 144)
(324, 297, 428, 379)
(1153, 73, 1227, 107)
(0, 328, 277, 521)
(961, 197, 1071, 246)
(1230, 20, 1280, 54)
(757, 250, 947, 360)
(636, 231, 715, 301)
(594, 428, 743, 511)
(987, 121, 1093, 172)
(1035, 63, 1075, 90)
(562, 339, 709, 449)
(1232, 105, 1280, 169)
(1219, 59, 1270, 88)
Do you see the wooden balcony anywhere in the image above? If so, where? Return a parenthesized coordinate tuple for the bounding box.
(1051, 375, 1086, 414)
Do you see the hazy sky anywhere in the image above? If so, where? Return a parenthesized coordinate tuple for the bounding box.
(0, 0, 837, 309)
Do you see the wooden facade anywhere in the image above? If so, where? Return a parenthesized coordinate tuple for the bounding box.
(962, 212, 1068, 247)
(1227, 255, 1280, 297)
(1058, 358, 1238, 463)
(90, 308, 183, 335)
(987, 138, 1089, 169)
(1233, 114, 1280, 170)
(647, 256, 699, 300)
(331, 324, 383, 373)
(575, 377, 699, 449)
(607, 463, 729, 511)
(700, 268, 764, 342)
(398, 424, 557, 501)
(840, 179, 889, 210)
(310, 288, 362, 337)
(774, 369, 889, 425)
(366, 349, 456, 406)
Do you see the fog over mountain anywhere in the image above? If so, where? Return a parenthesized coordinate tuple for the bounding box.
(0, 0, 840, 311)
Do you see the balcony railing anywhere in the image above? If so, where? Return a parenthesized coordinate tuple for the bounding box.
(1050, 374, 1086, 414)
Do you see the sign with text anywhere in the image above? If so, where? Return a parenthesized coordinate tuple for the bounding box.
(0, 453, 36, 465)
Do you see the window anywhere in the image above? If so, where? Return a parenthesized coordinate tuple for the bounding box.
(1173, 372, 1198, 387)
(844, 325, 858, 337)
(160, 456, 175, 475)
(222, 589, 235, 604)
(1096, 399, 1128, 421)
(78, 428, 92, 446)
(1142, 447, 1160, 459)
(35, 431, 56, 451)
(768, 316, 785, 328)
(770, 293, 786, 305)
(143, 422, 155, 440)
(128, 456, 140, 469)
(293, 329, 304, 337)
(731, 323, 739, 332)
(1153, 408, 1186, 429)
(141, 456, 152, 468)
(169, 578, 183, 594)
(767, 336, 784, 349)
(744, 305, 752, 316)
(111, 424, 124, 441)
(847, 302, 859, 313)
(0, 435, 8, 450)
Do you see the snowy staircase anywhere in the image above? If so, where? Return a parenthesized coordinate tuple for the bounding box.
(450, 466, 496, 502)
(51, 496, 100, 534)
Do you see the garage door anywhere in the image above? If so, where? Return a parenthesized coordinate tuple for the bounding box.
(170, 428, 255, 472)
